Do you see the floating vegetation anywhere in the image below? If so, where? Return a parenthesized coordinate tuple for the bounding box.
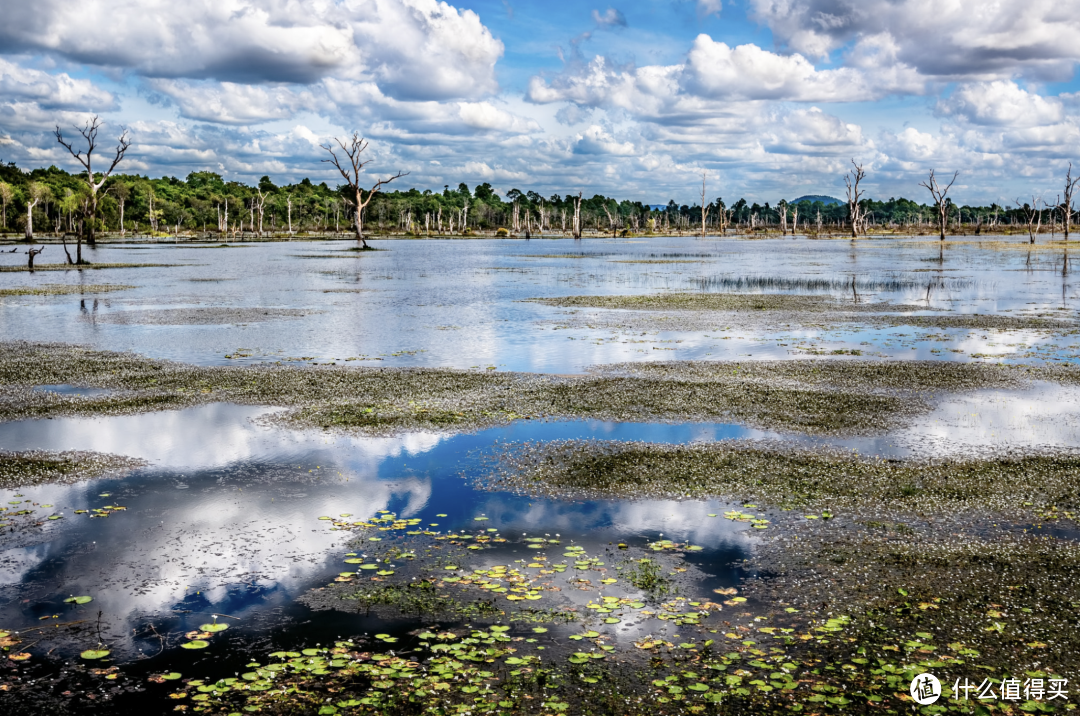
(528, 292, 913, 313)
(167, 514, 1080, 715)
(485, 439, 1080, 513)
(5, 343, 1073, 437)
(0, 284, 136, 297)
(90, 307, 320, 325)
(0, 263, 176, 272)
(0, 450, 146, 489)
(691, 274, 976, 293)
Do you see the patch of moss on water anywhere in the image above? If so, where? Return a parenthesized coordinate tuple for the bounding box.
(2, 343, 1075, 438)
(485, 439, 1080, 514)
(529, 293, 914, 313)
(0, 284, 136, 297)
(0, 450, 145, 489)
(165, 524, 1080, 715)
(0, 263, 177, 272)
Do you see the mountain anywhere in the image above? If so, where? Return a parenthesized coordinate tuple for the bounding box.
(790, 195, 842, 205)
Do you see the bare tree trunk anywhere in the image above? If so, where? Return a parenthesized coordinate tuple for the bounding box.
(55, 116, 130, 250)
(26, 246, 44, 270)
(920, 169, 959, 241)
(572, 193, 582, 239)
(1064, 163, 1079, 241)
(700, 171, 710, 239)
(25, 198, 38, 240)
(845, 160, 866, 239)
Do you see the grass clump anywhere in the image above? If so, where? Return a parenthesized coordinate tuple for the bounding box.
(0, 284, 135, 297)
(486, 439, 1080, 513)
(0, 263, 176, 272)
(0, 342, 1069, 437)
(0, 450, 145, 489)
(529, 293, 910, 313)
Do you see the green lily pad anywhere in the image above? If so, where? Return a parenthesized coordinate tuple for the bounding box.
(181, 640, 210, 650)
(64, 596, 93, 605)
(81, 649, 110, 660)
(47, 515, 63, 520)
(200, 623, 228, 633)
(162, 672, 182, 680)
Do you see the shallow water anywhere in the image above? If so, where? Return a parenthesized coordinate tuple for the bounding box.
(1, 236, 1078, 372)
(4, 236, 1080, 708)
(0, 406, 758, 667)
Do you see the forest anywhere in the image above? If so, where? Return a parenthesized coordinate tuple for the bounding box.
(0, 159, 1066, 240)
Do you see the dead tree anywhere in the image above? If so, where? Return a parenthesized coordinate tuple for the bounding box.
(25, 183, 46, 240)
(109, 181, 130, 236)
(791, 205, 799, 236)
(844, 160, 866, 238)
(321, 133, 407, 249)
(1063, 163, 1079, 241)
(919, 169, 959, 241)
(0, 181, 12, 231)
(55, 116, 130, 257)
(1018, 197, 1043, 244)
(700, 172, 711, 238)
(26, 246, 44, 270)
(572, 192, 583, 239)
(254, 189, 268, 237)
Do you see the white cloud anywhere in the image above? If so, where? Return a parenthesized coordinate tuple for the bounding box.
(749, 0, 1080, 81)
(145, 79, 316, 125)
(529, 36, 924, 110)
(0, 0, 503, 100)
(573, 124, 636, 155)
(0, 58, 115, 110)
(696, 0, 722, 18)
(591, 7, 627, 27)
(937, 81, 1065, 127)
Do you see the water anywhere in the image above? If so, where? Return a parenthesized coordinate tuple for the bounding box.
(3, 235, 1080, 709)
(0, 407, 758, 666)
(1, 236, 1077, 372)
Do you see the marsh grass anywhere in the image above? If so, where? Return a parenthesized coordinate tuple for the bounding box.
(0, 450, 145, 489)
(3, 344, 1069, 437)
(485, 439, 1080, 513)
(0, 284, 136, 297)
(0, 263, 177, 272)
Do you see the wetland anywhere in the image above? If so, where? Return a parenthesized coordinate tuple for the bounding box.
(1, 235, 1080, 714)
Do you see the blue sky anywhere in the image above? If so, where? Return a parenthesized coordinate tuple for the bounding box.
(1, 0, 1078, 206)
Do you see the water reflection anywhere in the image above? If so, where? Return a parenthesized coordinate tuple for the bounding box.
(1, 236, 1078, 372)
(0, 407, 760, 662)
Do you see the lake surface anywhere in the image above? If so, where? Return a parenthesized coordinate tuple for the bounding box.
(1, 235, 1079, 710)
(1, 236, 1078, 371)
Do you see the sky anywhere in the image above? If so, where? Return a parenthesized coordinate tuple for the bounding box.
(1, 0, 1079, 205)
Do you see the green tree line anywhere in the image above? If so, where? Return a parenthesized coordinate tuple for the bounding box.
(0, 160, 1057, 239)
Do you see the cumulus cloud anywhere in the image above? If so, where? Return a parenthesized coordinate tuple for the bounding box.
(937, 81, 1065, 127)
(0, 58, 115, 110)
(0, 0, 503, 100)
(145, 79, 316, 124)
(573, 124, 636, 155)
(749, 0, 1080, 81)
(529, 35, 924, 110)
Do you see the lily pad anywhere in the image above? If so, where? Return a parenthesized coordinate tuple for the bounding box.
(64, 596, 93, 605)
(181, 640, 210, 650)
(81, 649, 110, 660)
(199, 623, 229, 633)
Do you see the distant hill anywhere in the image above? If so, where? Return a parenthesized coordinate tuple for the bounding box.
(790, 195, 842, 205)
